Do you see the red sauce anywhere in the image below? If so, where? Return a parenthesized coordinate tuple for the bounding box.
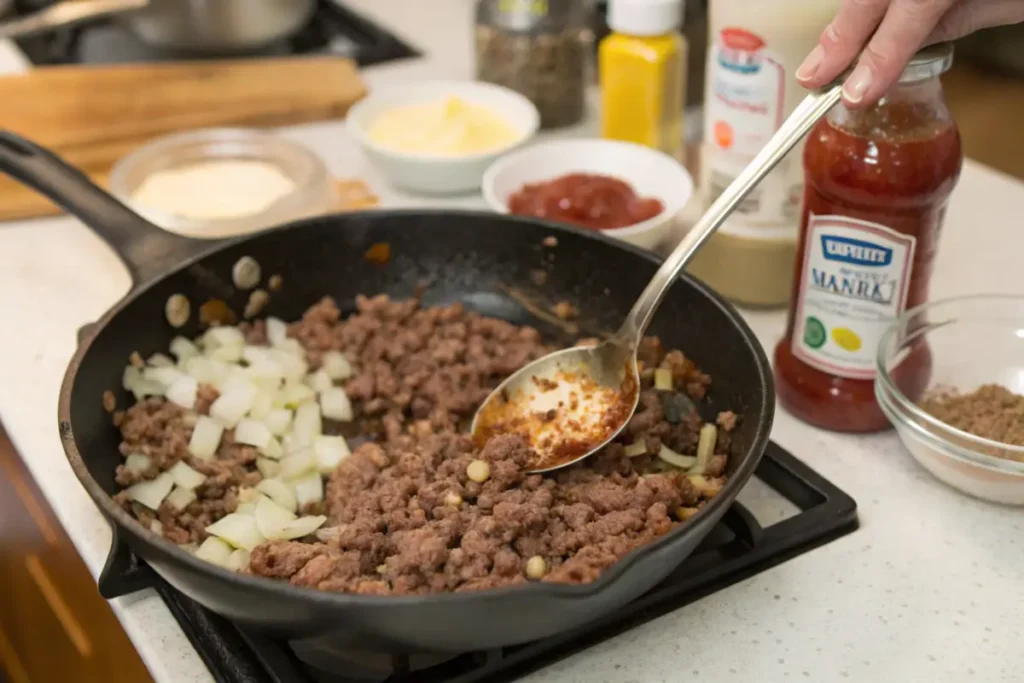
(774, 99, 962, 432)
(508, 173, 664, 231)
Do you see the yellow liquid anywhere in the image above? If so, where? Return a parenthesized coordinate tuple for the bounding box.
(368, 96, 521, 156)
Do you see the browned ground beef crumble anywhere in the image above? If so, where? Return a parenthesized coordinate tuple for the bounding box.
(114, 295, 737, 594)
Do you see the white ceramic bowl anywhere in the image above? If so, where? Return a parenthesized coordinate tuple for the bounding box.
(876, 295, 1024, 505)
(346, 80, 540, 195)
(481, 139, 693, 251)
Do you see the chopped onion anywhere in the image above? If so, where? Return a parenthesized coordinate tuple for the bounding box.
(256, 457, 282, 479)
(264, 515, 327, 542)
(143, 365, 185, 387)
(314, 435, 350, 474)
(623, 441, 648, 458)
(208, 344, 243, 363)
(210, 378, 258, 427)
(165, 375, 199, 409)
(170, 336, 201, 361)
(235, 502, 257, 515)
(690, 424, 718, 475)
(254, 496, 297, 537)
(256, 478, 298, 512)
(654, 367, 673, 391)
(125, 472, 175, 511)
(123, 365, 164, 399)
(166, 485, 197, 511)
(237, 487, 264, 504)
(225, 548, 250, 571)
(205, 513, 266, 549)
(281, 382, 315, 408)
(292, 471, 323, 507)
(263, 408, 292, 436)
(248, 388, 274, 419)
(235, 418, 272, 449)
(687, 474, 723, 498)
(179, 542, 199, 554)
(276, 338, 305, 357)
(315, 526, 343, 542)
(657, 444, 697, 469)
(204, 326, 245, 349)
(183, 356, 221, 385)
(280, 448, 317, 479)
(321, 351, 353, 380)
(147, 353, 175, 368)
(168, 461, 207, 489)
(242, 345, 269, 365)
(150, 519, 163, 534)
(292, 402, 322, 445)
(195, 537, 233, 567)
(271, 349, 307, 382)
(265, 317, 288, 347)
(320, 387, 353, 422)
(124, 453, 152, 473)
(189, 416, 224, 459)
(259, 435, 284, 459)
(305, 369, 334, 394)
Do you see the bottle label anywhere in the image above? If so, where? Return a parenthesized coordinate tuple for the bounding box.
(703, 27, 794, 233)
(791, 214, 917, 380)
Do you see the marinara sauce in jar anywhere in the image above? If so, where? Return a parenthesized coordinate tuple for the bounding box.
(774, 44, 962, 432)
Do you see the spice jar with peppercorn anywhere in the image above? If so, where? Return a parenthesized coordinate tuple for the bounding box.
(475, 0, 590, 129)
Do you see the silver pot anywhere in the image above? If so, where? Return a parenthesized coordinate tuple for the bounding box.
(0, 0, 317, 53)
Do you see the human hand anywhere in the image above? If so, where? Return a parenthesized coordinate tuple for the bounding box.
(795, 0, 1024, 108)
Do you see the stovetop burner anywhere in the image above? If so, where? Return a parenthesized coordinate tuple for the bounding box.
(10, 0, 420, 68)
(109, 442, 856, 683)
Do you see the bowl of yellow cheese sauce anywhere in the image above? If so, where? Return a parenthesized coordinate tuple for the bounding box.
(348, 81, 539, 195)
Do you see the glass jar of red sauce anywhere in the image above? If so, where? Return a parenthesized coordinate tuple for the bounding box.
(774, 44, 963, 433)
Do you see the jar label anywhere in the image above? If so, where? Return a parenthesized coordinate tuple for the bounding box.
(791, 214, 917, 380)
(702, 27, 796, 234)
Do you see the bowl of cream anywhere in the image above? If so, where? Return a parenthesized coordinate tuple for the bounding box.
(347, 81, 540, 195)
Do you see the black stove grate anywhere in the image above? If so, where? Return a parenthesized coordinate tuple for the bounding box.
(11, 0, 420, 68)
(140, 441, 856, 683)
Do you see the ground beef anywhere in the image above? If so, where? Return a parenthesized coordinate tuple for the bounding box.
(115, 295, 738, 591)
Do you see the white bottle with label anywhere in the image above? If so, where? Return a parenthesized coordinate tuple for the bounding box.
(688, 0, 840, 307)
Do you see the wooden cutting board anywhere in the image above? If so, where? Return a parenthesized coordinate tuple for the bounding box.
(0, 56, 368, 220)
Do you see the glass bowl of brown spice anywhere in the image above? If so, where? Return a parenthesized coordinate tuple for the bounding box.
(876, 295, 1024, 505)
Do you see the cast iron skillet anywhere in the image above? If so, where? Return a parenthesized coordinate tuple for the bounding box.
(0, 131, 774, 653)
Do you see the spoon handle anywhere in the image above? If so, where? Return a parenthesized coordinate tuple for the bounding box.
(615, 83, 844, 346)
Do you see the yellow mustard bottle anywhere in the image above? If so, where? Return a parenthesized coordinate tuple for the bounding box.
(599, 0, 687, 161)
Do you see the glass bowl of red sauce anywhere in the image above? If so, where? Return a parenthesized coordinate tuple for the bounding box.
(482, 139, 694, 251)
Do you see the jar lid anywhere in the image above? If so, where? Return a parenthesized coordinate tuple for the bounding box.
(608, 0, 683, 36)
(899, 42, 954, 83)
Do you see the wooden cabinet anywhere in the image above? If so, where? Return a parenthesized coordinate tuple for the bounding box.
(0, 425, 153, 683)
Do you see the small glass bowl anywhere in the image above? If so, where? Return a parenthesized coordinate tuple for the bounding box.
(109, 128, 336, 238)
(876, 295, 1024, 505)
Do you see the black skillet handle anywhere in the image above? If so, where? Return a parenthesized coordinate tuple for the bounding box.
(97, 524, 158, 599)
(0, 130, 212, 287)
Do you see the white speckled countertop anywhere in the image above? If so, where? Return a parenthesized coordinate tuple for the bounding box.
(0, 2, 1021, 682)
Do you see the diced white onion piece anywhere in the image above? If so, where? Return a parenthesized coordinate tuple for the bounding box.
(150, 519, 163, 534)
(184, 356, 228, 385)
(282, 382, 315, 408)
(256, 478, 298, 513)
(170, 336, 201, 361)
(623, 441, 648, 458)
(254, 496, 297, 537)
(124, 453, 152, 473)
(237, 487, 263, 504)
(248, 388, 274, 420)
(690, 424, 718, 475)
(125, 472, 175, 511)
(205, 513, 266, 549)
(195, 537, 233, 567)
(259, 435, 284, 459)
(168, 461, 207, 489)
(256, 457, 282, 479)
(210, 378, 258, 427)
(264, 515, 327, 542)
(654, 367, 673, 391)
(225, 548, 250, 571)
(179, 542, 199, 554)
(321, 351, 353, 380)
(235, 502, 256, 515)
(315, 526, 342, 542)
(189, 416, 224, 460)
(657, 444, 697, 469)
(165, 375, 199, 409)
(314, 435, 351, 474)
(320, 387, 353, 422)
(143, 365, 185, 387)
(205, 326, 245, 349)
(166, 485, 197, 511)
(234, 418, 272, 449)
(272, 349, 307, 382)
(280, 448, 317, 479)
(293, 402, 322, 445)
(265, 317, 288, 347)
(276, 338, 305, 358)
(208, 344, 243, 363)
(292, 471, 324, 508)
(263, 408, 293, 436)
(242, 345, 269, 365)
(147, 353, 175, 368)
(305, 369, 334, 394)
(123, 365, 164, 399)
(245, 359, 284, 384)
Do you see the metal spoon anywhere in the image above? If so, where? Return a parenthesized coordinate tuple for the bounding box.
(471, 83, 844, 473)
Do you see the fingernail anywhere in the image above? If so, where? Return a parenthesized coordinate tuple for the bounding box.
(843, 65, 872, 103)
(796, 45, 824, 82)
